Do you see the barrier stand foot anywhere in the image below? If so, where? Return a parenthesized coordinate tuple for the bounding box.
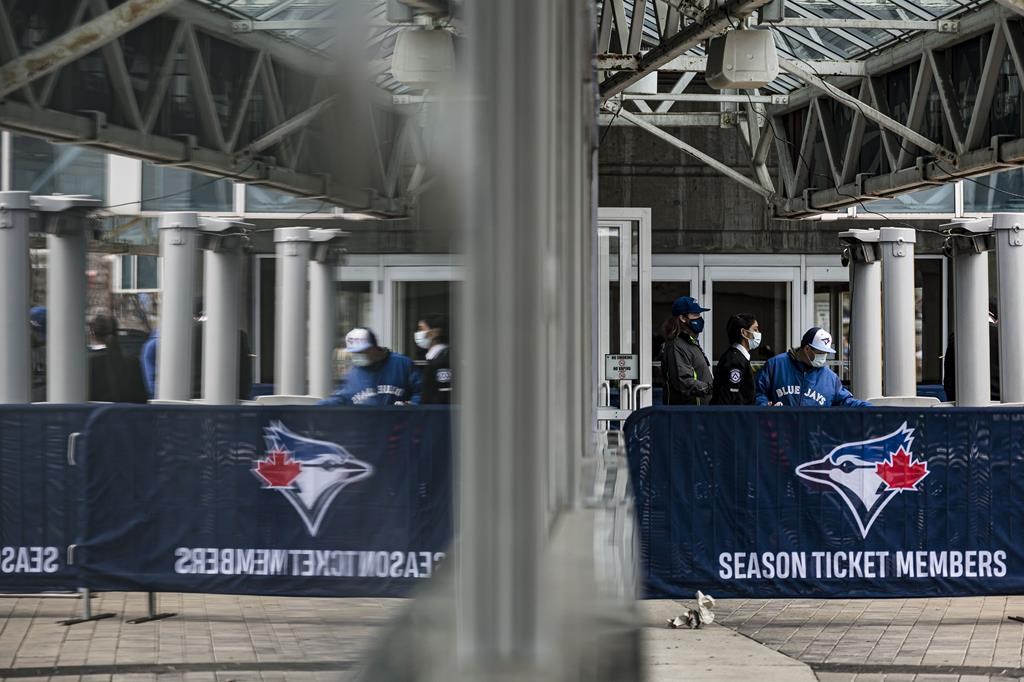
(1009, 616, 1024, 624)
(58, 588, 116, 626)
(127, 592, 176, 624)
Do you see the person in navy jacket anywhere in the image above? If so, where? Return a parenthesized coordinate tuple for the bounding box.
(319, 327, 422, 406)
(755, 327, 871, 407)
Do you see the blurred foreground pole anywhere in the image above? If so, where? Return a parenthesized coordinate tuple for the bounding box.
(458, 0, 595, 675)
(0, 192, 32, 403)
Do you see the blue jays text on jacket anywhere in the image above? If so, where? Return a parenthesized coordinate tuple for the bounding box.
(320, 351, 422, 406)
(755, 351, 871, 407)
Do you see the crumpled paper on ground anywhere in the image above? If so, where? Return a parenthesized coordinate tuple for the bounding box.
(666, 590, 716, 629)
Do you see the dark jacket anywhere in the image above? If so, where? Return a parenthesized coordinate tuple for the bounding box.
(755, 350, 871, 407)
(711, 346, 756, 405)
(661, 332, 713, 405)
(943, 329, 1000, 402)
(421, 346, 452, 404)
(88, 348, 148, 403)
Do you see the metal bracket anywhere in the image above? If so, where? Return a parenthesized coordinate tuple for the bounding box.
(231, 19, 253, 33)
(67, 432, 79, 466)
(720, 111, 737, 127)
(937, 20, 959, 33)
(1007, 224, 1024, 247)
(989, 134, 1017, 167)
(0, 209, 10, 230)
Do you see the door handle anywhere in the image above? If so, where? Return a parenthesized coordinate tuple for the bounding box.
(633, 384, 652, 408)
(599, 381, 610, 407)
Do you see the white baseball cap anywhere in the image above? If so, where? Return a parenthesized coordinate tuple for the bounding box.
(345, 327, 378, 353)
(801, 327, 836, 354)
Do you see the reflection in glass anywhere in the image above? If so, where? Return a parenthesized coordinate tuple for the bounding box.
(11, 134, 107, 199)
(864, 184, 954, 214)
(964, 167, 1024, 212)
(246, 185, 329, 214)
(711, 281, 791, 365)
(141, 164, 233, 211)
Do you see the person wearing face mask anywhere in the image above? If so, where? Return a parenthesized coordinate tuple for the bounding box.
(712, 313, 760, 405)
(319, 327, 422, 406)
(755, 327, 871, 407)
(415, 313, 452, 404)
(660, 296, 713, 406)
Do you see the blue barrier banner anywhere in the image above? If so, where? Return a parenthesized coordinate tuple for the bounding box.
(625, 407, 1024, 599)
(77, 406, 452, 597)
(0, 406, 93, 592)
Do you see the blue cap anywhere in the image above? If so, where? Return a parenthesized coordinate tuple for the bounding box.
(671, 296, 709, 317)
(29, 307, 46, 337)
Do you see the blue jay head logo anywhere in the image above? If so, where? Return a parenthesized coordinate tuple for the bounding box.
(252, 421, 373, 537)
(795, 423, 929, 538)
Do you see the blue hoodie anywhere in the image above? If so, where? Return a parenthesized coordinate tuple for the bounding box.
(755, 350, 871, 407)
(320, 350, 422, 406)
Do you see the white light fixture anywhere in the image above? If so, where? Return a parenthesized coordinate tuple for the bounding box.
(705, 29, 779, 89)
(391, 28, 455, 90)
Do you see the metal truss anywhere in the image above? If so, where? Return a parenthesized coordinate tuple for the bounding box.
(768, 1, 1024, 217)
(0, 0, 417, 216)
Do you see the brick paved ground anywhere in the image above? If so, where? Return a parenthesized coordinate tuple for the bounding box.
(715, 597, 1024, 681)
(0, 592, 403, 681)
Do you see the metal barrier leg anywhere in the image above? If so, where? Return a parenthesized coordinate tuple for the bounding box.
(127, 592, 176, 624)
(57, 588, 116, 626)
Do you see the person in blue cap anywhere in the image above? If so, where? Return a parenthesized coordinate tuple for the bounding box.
(755, 327, 871, 407)
(320, 327, 422, 406)
(660, 296, 713, 406)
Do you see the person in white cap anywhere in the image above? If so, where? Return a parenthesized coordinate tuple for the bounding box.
(319, 327, 422, 406)
(754, 327, 871, 407)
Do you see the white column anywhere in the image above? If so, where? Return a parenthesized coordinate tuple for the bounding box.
(841, 230, 882, 399)
(949, 227, 993, 406)
(879, 227, 917, 397)
(157, 212, 201, 401)
(202, 242, 242, 405)
(993, 213, 1024, 403)
(0, 192, 32, 404)
(307, 230, 343, 399)
(274, 227, 311, 396)
(45, 218, 88, 403)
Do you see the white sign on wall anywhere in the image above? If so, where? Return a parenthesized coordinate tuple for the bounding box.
(605, 354, 638, 381)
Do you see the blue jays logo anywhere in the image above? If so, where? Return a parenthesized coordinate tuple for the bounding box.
(795, 423, 929, 538)
(252, 422, 373, 536)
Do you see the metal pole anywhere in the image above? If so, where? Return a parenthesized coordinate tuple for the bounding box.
(46, 221, 88, 403)
(849, 258, 883, 399)
(950, 232, 992, 406)
(879, 227, 917, 397)
(308, 230, 342, 399)
(157, 212, 200, 402)
(274, 227, 311, 396)
(202, 242, 242, 405)
(993, 213, 1024, 403)
(0, 192, 32, 404)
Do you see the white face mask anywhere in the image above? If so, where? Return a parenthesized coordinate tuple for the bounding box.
(350, 353, 373, 367)
(414, 330, 432, 350)
(811, 352, 828, 368)
(746, 330, 762, 351)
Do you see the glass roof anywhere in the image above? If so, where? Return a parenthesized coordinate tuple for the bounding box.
(195, 0, 983, 95)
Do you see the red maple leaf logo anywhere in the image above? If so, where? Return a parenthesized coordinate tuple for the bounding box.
(876, 446, 928, 491)
(254, 450, 301, 488)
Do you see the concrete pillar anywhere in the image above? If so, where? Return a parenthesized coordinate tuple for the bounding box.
(947, 222, 994, 406)
(879, 227, 917, 397)
(201, 242, 242, 405)
(308, 230, 343, 399)
(841, 230, 883, 400)
(157, 212, 201, 401)
(993, 213, 1024, 403)
(274, 227, 311, 396)
(0, 192, 32, 404)
(45, 217, 88, 403)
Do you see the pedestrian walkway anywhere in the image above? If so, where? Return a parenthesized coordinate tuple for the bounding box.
(0, 593, 402, 680)
(4, 592, 1023, 680)
(716, 596, 1024, 681)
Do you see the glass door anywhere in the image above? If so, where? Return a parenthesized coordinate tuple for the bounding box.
(597, 208, 651, 420)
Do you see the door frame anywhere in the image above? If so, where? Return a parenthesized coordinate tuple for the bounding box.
(703, 265, 802, 360)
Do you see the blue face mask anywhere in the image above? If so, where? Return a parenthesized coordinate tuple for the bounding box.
(688, 317, 705, 334)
